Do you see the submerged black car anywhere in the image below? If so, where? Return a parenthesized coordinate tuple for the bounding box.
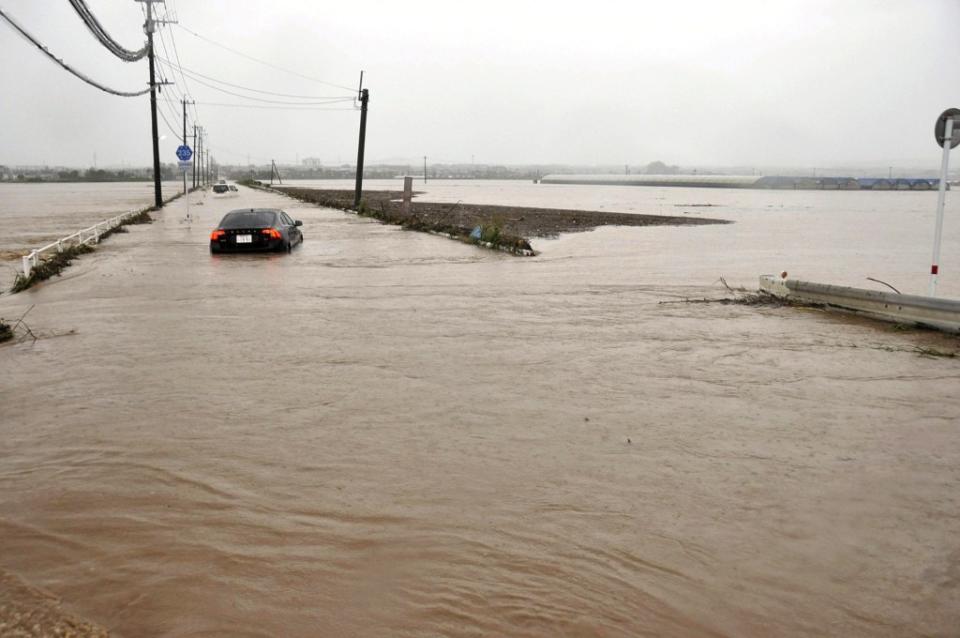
(210, 208, 303, 253)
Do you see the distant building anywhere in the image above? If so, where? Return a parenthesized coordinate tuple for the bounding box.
(301, 157, 323, 168)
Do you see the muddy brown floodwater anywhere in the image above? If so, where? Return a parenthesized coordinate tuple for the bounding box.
(1, 182, 959, 637)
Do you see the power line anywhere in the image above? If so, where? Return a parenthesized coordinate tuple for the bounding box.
(176, 23, 356, 92)
(156, 56, 353, 100)
(155, 12, 199, 120)
(194, 101, 356, 111)
(156, 60, 355, 105)
(152, 39, 198, 142)
(156, 103, 181, 138)
(0, 7, 149, 97)
(67, 0, 148, 61)
(165, 18, 201, 123)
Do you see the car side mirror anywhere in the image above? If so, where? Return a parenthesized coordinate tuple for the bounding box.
(295, 220, 302, 226)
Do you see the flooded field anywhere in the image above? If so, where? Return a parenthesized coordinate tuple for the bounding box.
(0, 181, 179, 289)
(1, 181, 958, 636)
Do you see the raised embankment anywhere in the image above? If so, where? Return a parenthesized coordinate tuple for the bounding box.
(256, 184, 729, 255)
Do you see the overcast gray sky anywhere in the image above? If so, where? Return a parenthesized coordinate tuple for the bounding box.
(1, 0, 958, 169)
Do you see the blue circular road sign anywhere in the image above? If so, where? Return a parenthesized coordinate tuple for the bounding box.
(176, 145, 193, 161)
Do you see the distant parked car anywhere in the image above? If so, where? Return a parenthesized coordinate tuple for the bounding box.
(228, 185, 238, 192)
(210, 208, 303, 253)
(212, 184, 229, 194)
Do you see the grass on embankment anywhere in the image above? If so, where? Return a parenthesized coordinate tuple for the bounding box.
(0, 319, 12, 343)
(11, 243, 96, 293)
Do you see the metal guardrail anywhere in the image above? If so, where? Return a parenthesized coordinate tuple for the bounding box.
(759, 274, 960, 333)
(19, 209, 143, 280)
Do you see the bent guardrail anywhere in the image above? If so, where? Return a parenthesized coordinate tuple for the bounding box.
(759, 274, 960, 333)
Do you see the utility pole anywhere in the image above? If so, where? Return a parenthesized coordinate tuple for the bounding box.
(181, 97, 193, 195)
(192, 124, 197, 189)
(196, 128, 202, 186)
(353, 81, 369, 208)
(423, 155, 427, 184)
(137, 0, 163, 208)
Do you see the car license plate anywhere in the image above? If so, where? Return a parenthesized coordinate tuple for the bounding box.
(236, 235, 252, 244)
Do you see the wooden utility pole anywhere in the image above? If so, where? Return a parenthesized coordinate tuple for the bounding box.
(423, 155, 427, 184)
(138, 0, 163, 208)
(181, 97, 193, 195)
(192, 124, 197, 188)
(197, 128, 202, 186)
(353, 80, 369, 208)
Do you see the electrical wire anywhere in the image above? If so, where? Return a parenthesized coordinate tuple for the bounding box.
(156, 61, 355, 105)
(156, 67, 189, 140)
(194, 101, 357, 111)
(156, 102, 181, 138)
(67, 0, 148, 61)
(170, 22, 200, 121)
(0, 7, 149, 97)
(153, 37, 196, 144)
(156, 57, 353, 100)
(175, 23, 356, 92)
(161, 1, 201, 123)
(155, 15, 196, 114)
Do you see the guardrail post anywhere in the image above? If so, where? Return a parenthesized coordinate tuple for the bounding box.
(22, 254, 31, 279)
(57, 239, 63, 253)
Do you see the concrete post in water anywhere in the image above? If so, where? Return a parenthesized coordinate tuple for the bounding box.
(21, 255, 31, 280)
(930, 111, 958, 296)
(402, 176, 413, 215)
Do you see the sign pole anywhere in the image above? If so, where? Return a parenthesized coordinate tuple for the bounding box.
(930, 116, 955, 297)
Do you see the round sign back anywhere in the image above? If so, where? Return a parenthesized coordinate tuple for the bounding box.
(935, 108, 960, 149)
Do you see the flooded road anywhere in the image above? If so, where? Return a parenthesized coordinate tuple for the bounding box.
(1, 183, 959, 636)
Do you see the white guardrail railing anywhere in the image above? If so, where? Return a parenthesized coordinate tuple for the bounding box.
(20, 209, 144, 280)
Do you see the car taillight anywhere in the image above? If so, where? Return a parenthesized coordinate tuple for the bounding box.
(210, 229, 225, 240)
(261, 228, 282, 239)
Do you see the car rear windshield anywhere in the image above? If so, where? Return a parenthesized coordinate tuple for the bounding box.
(220, 211, 276, 229)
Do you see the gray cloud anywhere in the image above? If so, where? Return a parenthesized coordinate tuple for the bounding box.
(2, 0, 958, 169)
